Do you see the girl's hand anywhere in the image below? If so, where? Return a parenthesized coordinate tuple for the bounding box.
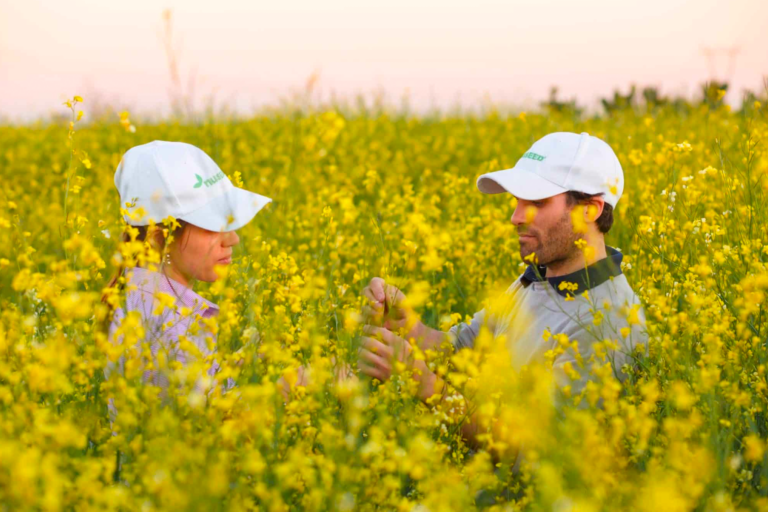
(277, 365, 310, 401)
(278, 357, 358, 401)
(357, 326, 435, 399)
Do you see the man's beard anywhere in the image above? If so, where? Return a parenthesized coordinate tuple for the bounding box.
(518, 210, 581, 268)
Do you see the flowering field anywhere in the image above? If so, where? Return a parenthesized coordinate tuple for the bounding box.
(1, 97, 768, 511)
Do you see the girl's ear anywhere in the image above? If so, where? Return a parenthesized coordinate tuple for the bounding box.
(148, 225, 167, 252)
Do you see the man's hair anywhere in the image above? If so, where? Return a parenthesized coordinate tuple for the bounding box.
(565, 191, 614, 234)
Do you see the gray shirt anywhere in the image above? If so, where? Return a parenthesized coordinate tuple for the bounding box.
(449, 247, 647, 396)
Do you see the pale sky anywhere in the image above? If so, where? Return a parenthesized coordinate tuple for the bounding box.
(1, 0, 766, 120)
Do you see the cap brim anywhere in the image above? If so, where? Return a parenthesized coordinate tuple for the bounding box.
(179, 186, 272, 232)
(477, 167, 567, 200)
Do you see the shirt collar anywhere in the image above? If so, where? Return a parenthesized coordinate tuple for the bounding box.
(125, 266, 220, 315)
(520, 246, 623, 298)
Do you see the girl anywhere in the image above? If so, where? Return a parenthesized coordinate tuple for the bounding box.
(104, 140, 272, 390)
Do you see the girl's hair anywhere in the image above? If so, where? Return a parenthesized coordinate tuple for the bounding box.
(101, 220, 190, 304)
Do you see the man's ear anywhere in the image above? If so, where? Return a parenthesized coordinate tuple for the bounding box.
(583, 196, 605, 223)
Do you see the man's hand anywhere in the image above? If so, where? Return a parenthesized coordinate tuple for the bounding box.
(362, 277, 409, 330)
(362, 277, 428, 342)
(357, 325, 437, 400)
(357, 325, 409, 381)
(361, 277, 448, 352)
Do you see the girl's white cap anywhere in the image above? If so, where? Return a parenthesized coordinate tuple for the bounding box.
(114, 141, 272, 231)
(476, 132, 624, 207)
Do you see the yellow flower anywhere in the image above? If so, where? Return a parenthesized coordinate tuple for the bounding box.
(627, 304, 642, 325)
(524, 252, 539, 265)
(669, 381, 696, 410)
(743, 435, 765, 463)
(152, 291, 178, 315)
(525, 205, 538, 223)
(558, 281, 579, 301)
(570, 205, 588, 233)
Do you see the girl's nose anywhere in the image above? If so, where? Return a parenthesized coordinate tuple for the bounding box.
(224, 230, 240, 247)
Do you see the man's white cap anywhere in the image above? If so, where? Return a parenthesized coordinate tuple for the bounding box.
(476, 132, 624, 207)
(114, 141, 272, 231)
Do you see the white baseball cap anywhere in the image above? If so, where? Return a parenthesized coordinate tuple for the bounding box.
(114, 141, 272, 232)
(476, 132, 624, 207)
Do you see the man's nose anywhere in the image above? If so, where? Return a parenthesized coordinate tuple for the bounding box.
(510, 204, 528, 227)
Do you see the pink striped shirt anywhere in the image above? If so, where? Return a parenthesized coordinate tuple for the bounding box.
(107, 266, 228, 389)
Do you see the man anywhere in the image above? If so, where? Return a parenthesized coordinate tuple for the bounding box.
(358, 131, 647, 447)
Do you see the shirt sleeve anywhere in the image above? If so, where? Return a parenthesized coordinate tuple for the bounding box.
(104, 307, 126, 382)
(105, 307, 126, 427)
(448, 308, 486, 351)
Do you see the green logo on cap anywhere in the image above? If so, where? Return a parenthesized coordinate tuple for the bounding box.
(193, 172, 225, 189)
(522, 151, 546, 162)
